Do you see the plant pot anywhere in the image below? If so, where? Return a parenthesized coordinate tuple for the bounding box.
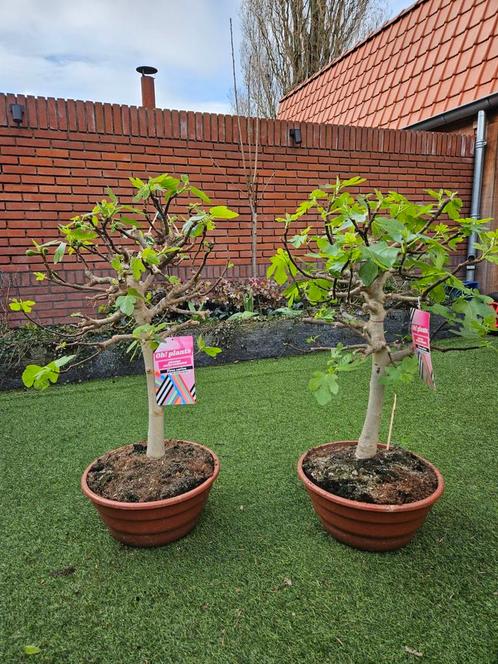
(81, 442, 220, 547)
(297, 441, 444, 552)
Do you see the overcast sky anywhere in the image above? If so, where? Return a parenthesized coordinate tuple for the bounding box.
(0, 0, 414, 113)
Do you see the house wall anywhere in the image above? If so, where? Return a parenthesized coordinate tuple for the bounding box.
(0, 93, 475, 324)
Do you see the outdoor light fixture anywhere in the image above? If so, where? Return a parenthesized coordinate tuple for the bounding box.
(10, 103, 24, 126)
(289, 127, 302, 145)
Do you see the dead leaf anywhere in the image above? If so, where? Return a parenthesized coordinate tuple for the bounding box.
(404, 646, 423, 657)
(49, 566, 76, 578)
(283, 577, 292, 587)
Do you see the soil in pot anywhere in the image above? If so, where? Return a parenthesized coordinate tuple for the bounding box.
(86, 440, 214, 503)
(302, 445, 438, 505)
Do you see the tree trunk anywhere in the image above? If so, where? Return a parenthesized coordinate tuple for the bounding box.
(250, 202, 258, 278)
(355, 277, 388, 460)
(141, 340, 165, 459)
(355, 347, 389, 459)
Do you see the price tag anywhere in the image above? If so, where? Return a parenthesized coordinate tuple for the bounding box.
(153, 336, 196, 406)
(410, 308, 435, 389)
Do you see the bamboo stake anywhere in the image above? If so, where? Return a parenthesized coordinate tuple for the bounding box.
(386, 393, 397, 450)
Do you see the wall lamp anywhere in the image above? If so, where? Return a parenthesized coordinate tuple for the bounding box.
(10, 103, 25, 126)
(289, 127, 302, 145)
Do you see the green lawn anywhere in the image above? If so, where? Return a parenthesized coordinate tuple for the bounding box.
(2, 348, 497, 663)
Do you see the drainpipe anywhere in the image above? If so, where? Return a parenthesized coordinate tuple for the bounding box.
(466, 110, 487, 285)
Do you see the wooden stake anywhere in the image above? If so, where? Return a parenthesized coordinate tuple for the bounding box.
(386, 393, 397, 450)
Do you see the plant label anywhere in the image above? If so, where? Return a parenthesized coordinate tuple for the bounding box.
(410, 308, 435, 389)
(153, 336, 196, 406)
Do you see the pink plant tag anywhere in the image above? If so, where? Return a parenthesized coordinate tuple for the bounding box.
(410, 308, 435, 389)
(153, 336, 196, 406)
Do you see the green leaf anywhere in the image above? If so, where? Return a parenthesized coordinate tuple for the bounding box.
(290, 233, 308, 248)
(149, 174, 180, 192)
(22, 364, 44, 388)
(308, 371, 339, 406)
(53, 242, 66, 264)
(182, 213, 210, 237)
(340, 176, 366, 188)
(425, 188, 442, 200)
(24, 645, 41, 655)
(197, 335, 222, 358)
(359, 260, 379, 286)
(203, 345, 222, 357)
(115, 294, 137, 316)
(62, 226, 97, 245)
(53, 355, 75, 369)
(190, 186, 211, 203)
(132, 325, 150, 340)
(363, 242, 399, 269)
(105, 187, 117, 203)
(445, 199, 462, 221)
(310, 189, 328, 199)
(129, 176, 145, 189)
(22, 355, 75, 390)
(429, 283, 447, 303)
(34, 272, 46, 281)
(373, 217, 405, 242)
(111, 256, 122, 272)
(267, 249, 296, 286)
(306, 279, 331, 304)
(271, 307, 301, 318)
(130, 256, 145, 281)
(117, 216, 140, 227)
(9, 299, 36, 313)
(227, 311, 257, 321)
(167, 275, 181, 285)
(142, 247, 159, 266)
(381, 355, 418, 386)
(209, 205, 239, 219)
(126, 287, 143, 299)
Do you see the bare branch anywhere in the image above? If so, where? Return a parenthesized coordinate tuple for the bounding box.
(238, 0, 386, 117)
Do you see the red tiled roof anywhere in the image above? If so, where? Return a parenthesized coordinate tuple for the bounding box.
(278, 0, 498, 129)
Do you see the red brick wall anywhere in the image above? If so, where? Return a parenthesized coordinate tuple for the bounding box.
(0, 93, 475, 324)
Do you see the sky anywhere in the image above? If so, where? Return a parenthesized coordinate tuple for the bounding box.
(0, 0, 415, 113)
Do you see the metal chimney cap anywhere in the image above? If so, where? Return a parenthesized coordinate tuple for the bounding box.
(136, 66, 158, 76)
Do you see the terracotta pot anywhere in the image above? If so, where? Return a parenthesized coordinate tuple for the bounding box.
(297, 441, 444, 552)
(81, 442, 220, 547)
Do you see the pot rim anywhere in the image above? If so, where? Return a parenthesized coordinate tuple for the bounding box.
(81, 440, 220, 511)
(297, 440, 444, 513)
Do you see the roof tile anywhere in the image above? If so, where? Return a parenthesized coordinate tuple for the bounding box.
(483, 0, 498, 19)
(479, 55, 498, 85)
(467, 0, 489, 28)
(279, 0, 498, 127)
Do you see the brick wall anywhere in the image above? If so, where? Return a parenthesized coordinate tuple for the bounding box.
(0, 93, 475, 324)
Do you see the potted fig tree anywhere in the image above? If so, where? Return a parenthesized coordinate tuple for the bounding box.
(10, 173, 238, 547)
(268, 177, 497, 551)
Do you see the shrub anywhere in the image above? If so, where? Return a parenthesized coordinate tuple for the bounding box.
(10, 174, 238, 458)
(269, 177, 498, 459)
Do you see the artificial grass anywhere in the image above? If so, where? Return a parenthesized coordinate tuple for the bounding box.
(2, 347, 497, 663)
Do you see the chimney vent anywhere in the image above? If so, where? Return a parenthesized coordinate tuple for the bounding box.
(136, 66, 158, 109)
